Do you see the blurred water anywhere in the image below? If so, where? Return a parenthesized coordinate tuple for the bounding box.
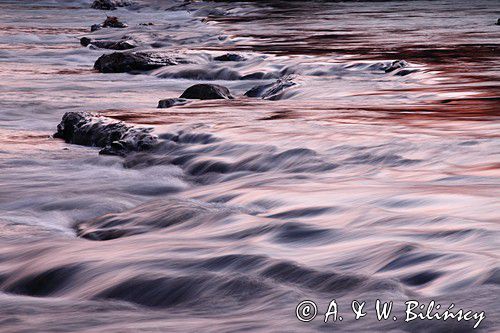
(0, 0, 499, 332)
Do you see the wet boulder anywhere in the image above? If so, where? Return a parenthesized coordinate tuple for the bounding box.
(53, 111, 158, 156)
(90, 24, 102, 32)
(180, 84, 233, 100)
(90, 0, 132, 10)
(102, 16, 128, 28)
(80, 37, 92, 47)
(214, 53, 246, 62)
(496, 18, 500, 25)
(158, 98, 191, 108)
(94, 52, 180, 73)
(244, 78, 296, 100)
(80, 37, 136, 50)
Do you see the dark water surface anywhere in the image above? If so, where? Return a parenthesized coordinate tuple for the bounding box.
(0, 0, 499, 332)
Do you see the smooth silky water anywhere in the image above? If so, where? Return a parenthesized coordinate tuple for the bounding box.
(0, 0, 498, 332)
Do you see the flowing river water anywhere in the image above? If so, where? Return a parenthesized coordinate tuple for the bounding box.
(0, 0, 499, 332)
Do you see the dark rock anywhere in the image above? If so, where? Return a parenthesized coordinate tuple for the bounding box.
(244, 78, 296, 100)
(80, 37, 136, 50)
(90, 24, 102, 32)
(214, 53, 246, 62)
(90, 0, 132, 10)
(53, 112, 158, 156)
(80, 37, 92, 47)
(150, 42, 166, 48)
(496, 19, 500, 25)
(139, 22, 154, 26)
(102, 16, 128, 28)
(157, 98, 191, 108)
(94, 52, 180, 73)
(179, 84, 234, 100)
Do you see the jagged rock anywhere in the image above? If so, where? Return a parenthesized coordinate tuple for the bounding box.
(80, 37, 136, 50)
(244, 78, 296, 100)
(214, 53, 246, 62)
(157, 98, 191, 108)
(179, 84, 233, 100)
(53, 112, 158, 156)
(102, 16, 128, 28)
(90, 0, 132, 10)
(90, 24, 102, 32)
(94, 52, 180, 73)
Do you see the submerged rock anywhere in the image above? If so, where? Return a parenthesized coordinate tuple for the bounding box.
(102, 16, 128, 28)
(245, 78, 296, 100)
(369, 60, 409, 73)
(80, 37, 136, 50)
(158, 98, 191, 108)
(213, 53, 246, 62)
(90, 0, 132, 10)
(180, 84, 234, 100)
(94, 52, 180, 73)
(394, 68, 420, 76)
(53, 111, 158, 156)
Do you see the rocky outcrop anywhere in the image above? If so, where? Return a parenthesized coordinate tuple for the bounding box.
(80, 37, 136, 50)
(90, 0, 132, 10)
(244, 78, 296, 100)
(214, 53, 246, 62)
(157, 98, 191, 108)
(94, 52, 180, 73)
(53, 112, 158, 156)
(179, 84, 234, 100)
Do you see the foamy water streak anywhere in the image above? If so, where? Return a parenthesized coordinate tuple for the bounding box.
(0, 0, 499, 332)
